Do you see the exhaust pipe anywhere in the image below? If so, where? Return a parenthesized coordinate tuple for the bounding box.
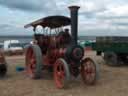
(69, 6, 80, 45)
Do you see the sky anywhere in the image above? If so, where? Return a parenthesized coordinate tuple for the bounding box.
(0, 0, 128, 36)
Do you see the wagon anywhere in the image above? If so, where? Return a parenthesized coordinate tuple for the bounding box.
(92, 36, 128, 66)
(24, 6, 99, 88)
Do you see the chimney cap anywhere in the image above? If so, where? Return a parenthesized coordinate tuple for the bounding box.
(68, 6, 80, 10)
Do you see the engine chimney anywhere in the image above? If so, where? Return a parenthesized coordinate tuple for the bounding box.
(69, 6, 80, 45)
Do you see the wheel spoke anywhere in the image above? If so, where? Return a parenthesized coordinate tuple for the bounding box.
(30, 58, 36, 65)
(26, 47, 37, 78)
(60, 71, 65, 78)
(54, 58, 69, 88)
(81, 58, 97, 85)
(57, 65, 64, 78)
(86, 72, 95, 82)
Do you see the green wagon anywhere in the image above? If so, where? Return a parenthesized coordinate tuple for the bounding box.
(92, 36, 128, 66)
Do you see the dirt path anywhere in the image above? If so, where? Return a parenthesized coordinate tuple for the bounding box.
(0, 51, 128, 96)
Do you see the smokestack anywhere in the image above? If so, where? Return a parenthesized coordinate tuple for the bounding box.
(69, 6, 80, 45)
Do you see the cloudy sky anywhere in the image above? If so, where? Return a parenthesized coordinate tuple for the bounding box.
(0, 0, 128, 36)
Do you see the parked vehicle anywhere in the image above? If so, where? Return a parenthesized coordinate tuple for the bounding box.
(92, 36, 128, 66)
(24, 6, 99, 89)
(3, 40, 23, 55)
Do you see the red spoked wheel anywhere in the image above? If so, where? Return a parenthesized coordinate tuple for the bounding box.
(25, 45, 42, 79)
(54, 58, 70, 89)
(81, 57, 99, 85)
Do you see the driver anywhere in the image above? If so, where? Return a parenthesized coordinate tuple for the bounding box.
(64, 28, 71, 44)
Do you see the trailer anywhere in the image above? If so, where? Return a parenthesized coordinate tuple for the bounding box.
(92, 36, 128, 66)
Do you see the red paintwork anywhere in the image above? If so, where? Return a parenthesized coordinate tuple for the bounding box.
(35, 33, 70, 67)
(54, 59, 65, 88)
(42, 47, 67, 66)
(26, 47, 36, 78)
(26, 32, 70, 78)
(84, 47, 92, 51)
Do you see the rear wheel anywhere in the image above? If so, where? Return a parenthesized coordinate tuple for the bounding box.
(104, 52, 122, 66)
(81, 57, 99, 85)
(54, 58, 70, 89)
(25, 45, 43, 79)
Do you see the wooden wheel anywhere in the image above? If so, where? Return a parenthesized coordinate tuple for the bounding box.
(25, 45, 42, 79)
(54, 58, 70, 89)
(81, 57, 99, 85)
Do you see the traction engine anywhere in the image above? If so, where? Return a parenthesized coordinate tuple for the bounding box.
(24, 6, 99, 89)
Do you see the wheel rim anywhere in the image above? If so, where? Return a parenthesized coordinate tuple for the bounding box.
(54, 59, 66, 88)
(81, 58, 96, 85)
(26, 47, 36, 78)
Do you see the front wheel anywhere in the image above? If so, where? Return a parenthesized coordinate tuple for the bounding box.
(25, 44, 43, 79)
(54, 58, 70, 89)
(81, 57, 99, 85)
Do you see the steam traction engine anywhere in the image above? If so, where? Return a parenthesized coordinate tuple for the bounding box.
(24, 6, 99, 88)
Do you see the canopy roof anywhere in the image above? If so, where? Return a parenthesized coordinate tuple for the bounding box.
(24, 15, 71, 29)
